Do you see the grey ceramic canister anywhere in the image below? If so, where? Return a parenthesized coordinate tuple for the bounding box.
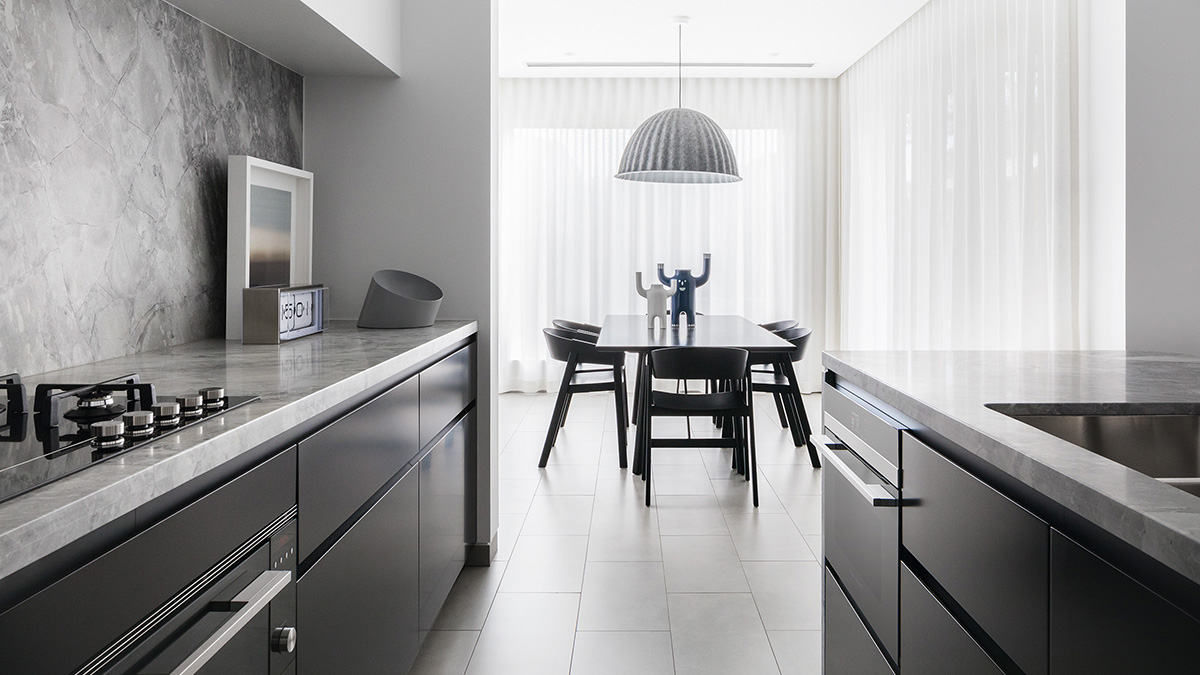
(357, 270, 444, 328)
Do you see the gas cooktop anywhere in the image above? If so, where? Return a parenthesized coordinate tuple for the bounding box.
(0, 373, 257, 505)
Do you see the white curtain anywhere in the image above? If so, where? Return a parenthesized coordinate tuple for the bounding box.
(499, 78, 839, 393)
(839, 0, 1080, 350)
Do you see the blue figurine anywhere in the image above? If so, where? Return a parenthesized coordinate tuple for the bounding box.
(657, 254, 711, 327)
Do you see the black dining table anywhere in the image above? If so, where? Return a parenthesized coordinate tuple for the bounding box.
(596, 315, 793, 474)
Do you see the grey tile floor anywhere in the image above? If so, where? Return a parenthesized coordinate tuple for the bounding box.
(409, 389, 825, 675)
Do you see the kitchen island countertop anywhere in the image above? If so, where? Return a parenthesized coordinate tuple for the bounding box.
(824, 350, 1200, 586)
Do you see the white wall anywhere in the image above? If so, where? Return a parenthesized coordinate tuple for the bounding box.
(1079, 1, 1126, 349)
(305, 0, 499, 556)
(1126, 0, 1200, 355)
(301, 0, 402, 74)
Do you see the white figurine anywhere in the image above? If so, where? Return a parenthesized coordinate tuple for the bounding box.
(636, 272, 677, 330)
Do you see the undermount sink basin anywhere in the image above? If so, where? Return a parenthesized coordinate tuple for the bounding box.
(986, 404, 1200, 497)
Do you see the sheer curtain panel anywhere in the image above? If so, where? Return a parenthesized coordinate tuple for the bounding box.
(500, 78, 839, 393)
(840, 0, 1080, 351)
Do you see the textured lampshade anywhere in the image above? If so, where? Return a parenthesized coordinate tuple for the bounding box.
(616, 107, 741, 184)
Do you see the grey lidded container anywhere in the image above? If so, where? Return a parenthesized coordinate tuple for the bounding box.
(357, 270, 443, 328)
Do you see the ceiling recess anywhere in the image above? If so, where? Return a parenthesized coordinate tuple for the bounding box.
(527, 61, 816, 68)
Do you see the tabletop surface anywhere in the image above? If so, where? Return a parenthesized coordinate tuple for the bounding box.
(596, 315, 792, 352)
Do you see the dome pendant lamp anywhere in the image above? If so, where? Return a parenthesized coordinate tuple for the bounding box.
(616, 17, 741, 184)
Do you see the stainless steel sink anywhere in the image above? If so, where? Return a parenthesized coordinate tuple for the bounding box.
(987, 404, 1200, 497)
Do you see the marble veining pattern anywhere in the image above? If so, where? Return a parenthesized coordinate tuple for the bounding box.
(0, 321, 477, 581)
(824, 350, 1200, 585)
(0, 0, 303, 376)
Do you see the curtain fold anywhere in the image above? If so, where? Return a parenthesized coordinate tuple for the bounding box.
(499, 78, 839, 393)
(839, 0, 1080, 351)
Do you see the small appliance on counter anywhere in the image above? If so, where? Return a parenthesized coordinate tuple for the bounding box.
(357, 269, 443, 328)
(242, 284, 328, 344)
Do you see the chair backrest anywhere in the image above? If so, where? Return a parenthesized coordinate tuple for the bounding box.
(785, 327, 813, 362)
(759, 319, 799, 333)
(544, 327, 613, 365)
(650, 347, 748, 381)
(552, 319, 602, 336)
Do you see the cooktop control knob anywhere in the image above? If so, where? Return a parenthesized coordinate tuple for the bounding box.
(177, 395, 203, 419)
(200, 387, 226, 411)
(91, 420, 126, 450)
(271, 626, 297, 654)
(122, 410, 155, 438)
(151, 402, 181, 428)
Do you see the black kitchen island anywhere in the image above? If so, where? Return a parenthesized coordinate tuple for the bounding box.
(822, 350, 1200, 675)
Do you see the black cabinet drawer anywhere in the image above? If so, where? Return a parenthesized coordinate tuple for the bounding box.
(823, 444, 899, 663)
(0, 447, 295, 675)
(298, 468, 419, 675)
(901, 563, 1003, 675)
(298, 376, 418, 561)
(903, 432, 1049, 675)
(823, 383, 903, 486)
(825, 566, 894, 675)
(1051, 530, 1200, 674)
(419, 410, 472, 633)
(420, 344, 476, 449)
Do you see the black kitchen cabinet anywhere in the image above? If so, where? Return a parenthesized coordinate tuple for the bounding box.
(298, 376, 419, 562)
(825, 567, 893, 675)
(901, 563, 1003, 675)
(902, 432, 1049, 675)
(1050, 530, 1200, 674)
(419, 409, 473, 633)
(420, 343, 477, 449)
(297, 467, 420, 675)
(296, 341, 475, 674)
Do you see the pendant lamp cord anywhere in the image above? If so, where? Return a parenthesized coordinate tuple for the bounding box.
(677, 24, 682, 108)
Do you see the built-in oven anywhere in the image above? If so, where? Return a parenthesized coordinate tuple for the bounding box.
(822, 382, 905, 675)
(97, 519, 297, 675)
(0, 447, 298, 675)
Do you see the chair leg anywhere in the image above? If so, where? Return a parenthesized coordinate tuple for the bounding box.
(632, 353, 646, 424)
(620, 364, 631, 428)
(613, 365, 628, 469)
(794, 391, 820, 468)
(540, 355, 577, 467)
(781, 389, 806, 447)
(781, 361, 820, 468)
(773, 392, 789, 428)
(634, 356, 651, 476)
(748, 408, 760, 507)
(560, 393, 573, 428)
(644, 419, 653, 507)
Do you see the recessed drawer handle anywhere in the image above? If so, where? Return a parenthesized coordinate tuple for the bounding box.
(819, 436, 899, 507)
(167, 570, 293, 675)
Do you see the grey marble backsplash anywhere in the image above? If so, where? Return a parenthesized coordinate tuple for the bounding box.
(0, 0, 303, 376)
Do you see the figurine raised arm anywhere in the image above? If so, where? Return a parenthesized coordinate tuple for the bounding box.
(636, 272, 676, 330)
(656, 254, 712, 327)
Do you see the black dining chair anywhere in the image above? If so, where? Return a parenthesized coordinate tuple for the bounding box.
(551, 319, 602, 341)
(758, 319, 799, 333)
(749, 327, 820, 467)
(541, 327, 629, 468)
(640, 347, 759, 507)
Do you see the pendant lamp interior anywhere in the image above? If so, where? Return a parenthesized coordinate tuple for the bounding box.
(615, 19, 742, 184)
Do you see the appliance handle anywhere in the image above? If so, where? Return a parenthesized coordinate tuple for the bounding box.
(168, 570, 292, 675)
(818, 435, 899, 507)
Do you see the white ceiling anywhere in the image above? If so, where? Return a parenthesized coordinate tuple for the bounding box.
(499, 0, 930, 79)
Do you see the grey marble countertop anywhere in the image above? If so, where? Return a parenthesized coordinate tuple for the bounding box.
(824, 350, 1200, 585)
(0, 320, 477, 582)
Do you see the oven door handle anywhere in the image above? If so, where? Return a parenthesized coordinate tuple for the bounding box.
(819, 435, 899, 507)
(168, 570, 292, 675)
